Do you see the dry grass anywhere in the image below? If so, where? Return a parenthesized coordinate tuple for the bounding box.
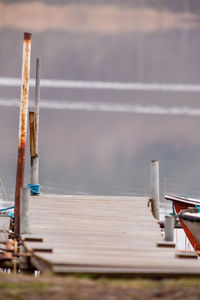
(0, 273, 200, 299)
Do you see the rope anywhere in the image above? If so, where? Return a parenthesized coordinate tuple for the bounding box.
(0, 205, 14, 212)
(0, 206, 14, 219)
(27, 184, 40, 196)
(195, 205, 200, 212)
(8, 211, 14, 219)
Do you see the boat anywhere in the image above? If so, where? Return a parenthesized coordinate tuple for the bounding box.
(165, 194, 200, 254)
(179, 209, 200, 255)
(165, 194, 200, 214)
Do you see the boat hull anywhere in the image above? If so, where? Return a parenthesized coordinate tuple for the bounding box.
(179, 213, 200, 254)
(165, 195, 200, 254)
(173, 200, 192, 214)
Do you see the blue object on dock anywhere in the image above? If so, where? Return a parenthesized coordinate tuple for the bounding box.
(8, 211, 14, 219)
(195, 205, 200, 212)
(27, 184, 40, 196)
(0, 205, 14, 212)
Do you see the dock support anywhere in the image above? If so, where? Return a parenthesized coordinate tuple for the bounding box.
(35, 58, 40, 154)
(29, 58, 40, 192)
(165, 215, 175, 241)
(20, 187, 30, 234)
(14, 32, 32, 234)
(30, 157, 39, 185)
(29, 111, 39, 186)
(150, 160, 160, 220)
(20, 245, 30, 270)
(33, 58, 40, 187)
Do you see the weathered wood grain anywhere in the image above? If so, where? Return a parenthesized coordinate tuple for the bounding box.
(22, 195, 200, 275)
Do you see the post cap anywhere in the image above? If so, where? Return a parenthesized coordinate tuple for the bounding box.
(24, 32, 32, 40)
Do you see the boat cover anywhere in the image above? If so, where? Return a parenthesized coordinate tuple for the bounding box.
(165, 194, 200, 206)
(179, 212, 200, 223)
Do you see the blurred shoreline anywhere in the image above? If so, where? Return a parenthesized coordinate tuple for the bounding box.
(0, 2, 199, 33)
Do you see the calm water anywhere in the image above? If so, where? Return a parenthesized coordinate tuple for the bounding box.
(1, 91, 200, 215)
(1, 1, 200, 221)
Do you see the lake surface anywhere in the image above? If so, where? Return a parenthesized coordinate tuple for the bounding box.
(1, 89, 199, 252)
(1, 88, 200, 219)
(1, 1, 200, 220)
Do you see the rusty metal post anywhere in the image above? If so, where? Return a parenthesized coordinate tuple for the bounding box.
(14, 32, 32, 234)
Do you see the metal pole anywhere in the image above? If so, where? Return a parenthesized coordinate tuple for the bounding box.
(165, 215, 175, 241)
(20, 187, 30, 234)
(150, 160, 160, 220)
(14, 32, 32, 234)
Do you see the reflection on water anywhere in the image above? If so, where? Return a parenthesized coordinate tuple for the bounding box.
(0, 0, 199, 266)
(0, 97, 199, 253)
(0, 0, 199, 203)
(2, 97, 200, 116)
(1, 98, 200, 203)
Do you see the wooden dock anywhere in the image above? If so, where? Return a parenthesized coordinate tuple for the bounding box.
(22, 195, 200, 276)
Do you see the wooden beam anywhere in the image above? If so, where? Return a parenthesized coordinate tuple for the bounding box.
(29, 111, 37, 158)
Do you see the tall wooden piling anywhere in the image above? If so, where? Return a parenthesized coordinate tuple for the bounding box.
(14, 32, 32, 234)
(151, 160, 160, 220)
(29, 111, 37, 159)
(35, 58, 40, 153)
(29, 111, 38, 185)
(30, 58, 40, 188)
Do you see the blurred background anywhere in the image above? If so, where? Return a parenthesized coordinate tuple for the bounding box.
(0, 0, 200, 210)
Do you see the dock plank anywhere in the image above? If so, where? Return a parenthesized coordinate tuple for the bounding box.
(22, 195, 200, 276)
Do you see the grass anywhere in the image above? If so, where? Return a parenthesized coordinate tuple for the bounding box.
(0, 273, 200, 299)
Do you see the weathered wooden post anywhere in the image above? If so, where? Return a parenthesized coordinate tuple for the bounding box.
(150, 160, 160, 220)
(20, 187, 30, 234)
(29, 111, 38, 184)
(35, 58, 40, 152)
(14, 32, 32, 234)
(165, 215, 175, 241)
(29, 58, 40, 194)
(29, 111, 37, 159)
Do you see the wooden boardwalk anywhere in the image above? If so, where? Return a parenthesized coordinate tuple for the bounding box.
(22, 195, 200, 276)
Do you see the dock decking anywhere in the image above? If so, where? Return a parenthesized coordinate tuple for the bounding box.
(22, 195, 200, 276)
